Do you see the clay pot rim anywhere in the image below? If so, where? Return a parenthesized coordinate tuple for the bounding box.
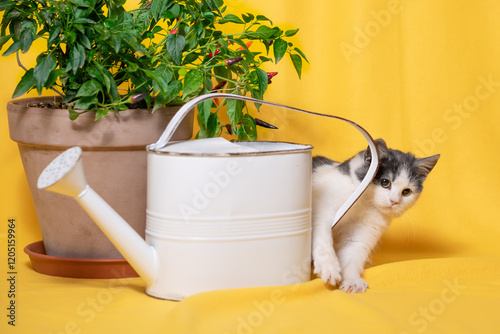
(24, 241, 140, 279)
(25, 240, 128, 263)
(7, 96, 183, 116)
(7, 96, 193, 148)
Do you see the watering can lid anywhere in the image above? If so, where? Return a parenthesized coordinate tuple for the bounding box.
(150, 138, 312, 156)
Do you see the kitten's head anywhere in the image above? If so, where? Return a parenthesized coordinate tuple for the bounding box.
(360, 139, 440, 217)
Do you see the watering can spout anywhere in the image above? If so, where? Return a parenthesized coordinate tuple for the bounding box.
(37, 147, 157, 287)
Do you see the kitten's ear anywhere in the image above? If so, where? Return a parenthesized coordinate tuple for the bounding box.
(416, 154, 440, 177)
(364, 138, 388, 165)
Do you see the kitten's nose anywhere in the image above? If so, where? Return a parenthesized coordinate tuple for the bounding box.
(390, 197, 400, 205)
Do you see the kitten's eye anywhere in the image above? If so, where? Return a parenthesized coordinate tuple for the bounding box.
(402, 188, 412, 196)
(381, 179, 391, 188)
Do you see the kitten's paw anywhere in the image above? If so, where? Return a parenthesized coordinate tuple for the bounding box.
(313, 259, 342, 286)
(339, 277, 368, 293)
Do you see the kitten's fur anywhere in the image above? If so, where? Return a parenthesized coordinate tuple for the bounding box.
(312, 139, 439, 293)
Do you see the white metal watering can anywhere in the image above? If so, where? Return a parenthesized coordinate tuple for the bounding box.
(37, 93, 379, 300)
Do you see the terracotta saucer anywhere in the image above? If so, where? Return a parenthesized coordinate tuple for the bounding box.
(24, 241, 139, 279)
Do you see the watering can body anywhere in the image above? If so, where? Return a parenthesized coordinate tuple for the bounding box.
(146, 140, 312, 299)
(37, 93, 379, 300)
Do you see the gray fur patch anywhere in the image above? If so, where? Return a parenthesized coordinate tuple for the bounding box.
(312, 156, 335, 171)
(338, 160, 351, 175)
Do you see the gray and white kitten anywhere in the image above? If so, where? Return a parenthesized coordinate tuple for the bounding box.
(312, 139, 439, 293)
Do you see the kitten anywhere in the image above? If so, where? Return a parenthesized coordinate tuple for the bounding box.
(311, 139, 439, 293)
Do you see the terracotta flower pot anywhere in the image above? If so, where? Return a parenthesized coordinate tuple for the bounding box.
(8, 96, 193, 258)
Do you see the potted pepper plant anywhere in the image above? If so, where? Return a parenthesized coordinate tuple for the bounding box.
(0, 0, 307, 272)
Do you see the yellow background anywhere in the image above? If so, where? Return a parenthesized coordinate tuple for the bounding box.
(1, 0, 500, 333)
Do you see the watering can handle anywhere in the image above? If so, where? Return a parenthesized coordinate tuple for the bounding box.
(148, 93, 380, 229)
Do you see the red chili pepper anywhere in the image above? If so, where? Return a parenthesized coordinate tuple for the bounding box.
(267, 72, 278, 84)
(255, 118, 278, 129)
(225, 57, 243, 66)
(225, 124, 233, 135)
(209, 48, 220, 58)
(237, 41, 253, 51)
(267, 72, 278, 80)
(212, 81, 227, 91)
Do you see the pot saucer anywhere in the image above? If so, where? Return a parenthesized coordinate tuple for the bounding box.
(24, 241, 139, 279)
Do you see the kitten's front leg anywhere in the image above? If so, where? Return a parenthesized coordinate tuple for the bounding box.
(312, 215, 342, 286)
(336, 224, 385, 293)
(336, 242, 370, 293)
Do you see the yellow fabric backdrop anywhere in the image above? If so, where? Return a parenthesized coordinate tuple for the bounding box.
(1, 0, 500, 333)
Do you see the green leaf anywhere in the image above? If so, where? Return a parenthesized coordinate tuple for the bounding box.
(273, 39, 287, 64)
(294, 47, 309, 63)
(203, 75, 213, 91)
(197, 99, 212, 128)
(103, 70, 119, 101)
(182, 69, 203, 99)
(285, 28, 299, 37)
(78, 34, 90, 49)
(165, 80, 182, 103)
(111, 36, 121, 53)
(12, 69, 35, 98)
(48, 26, 61, 46)
(219, 14, 244, 24)
(196, 111, 220, 139)
(290, 53, 303, 79)
(73, 18, 96, 24)
(153, 92, 168, 112)
(193, 22, 205, 39)
(250, 88, 263, 111)
(67, 31, 77, 44)
(153, 80, 182, 111)
(19, 20, 36, 52)
(124, 60, 139, 72)
(69, 108, 81, 120)
(70, 44, 86, 74)
(255, 68, 268, 96)
(254, 25, 276, 40)
(151, 0, 168, 21)
(166, 34, 185, 65)
(164, 3, 180, 19)
(156, 65, 174, 88)
(203, 0, 220, 15)
(76, 79, 102, 97)
(238, 114, 257, 141)
(2, 41, 20, 56)
(184, 28, 199, 52)
(33, 54, 56, 94)
(74, 96, 98, 110)
(259, 56, 273, 63)
(241, 13, 254, 23)
(71, 0, 93, 8)
(94, 108, 109, 121)
(256, 15, 272, 25)
(44, 69, 62, 88)
(213, 64, 229, 80)
(88, 66, 104, 83)
(206, 112, 221, 138)
(0, 35, 11, 50)
(226, 98, 243, 128)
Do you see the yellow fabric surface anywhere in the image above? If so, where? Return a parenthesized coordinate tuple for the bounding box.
(2, 0, 500, 333)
